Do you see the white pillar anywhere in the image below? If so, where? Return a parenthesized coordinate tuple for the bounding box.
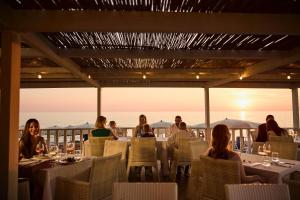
(0, 31, 21, 200)
(97, 87, 101, 117)
(292, 88, 299, 130)
(204, 87, 211, 143)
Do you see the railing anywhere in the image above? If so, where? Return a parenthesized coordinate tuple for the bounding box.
(18, 127, 299, 153)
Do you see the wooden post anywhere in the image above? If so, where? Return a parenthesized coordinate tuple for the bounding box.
(97, 87, 101, 117)
(64, 130, 67, 153)
(204, 87, 211, 143)
(0, 31, 21, 200)
(292, 88, 299, 130)
(47, 130, 50, 147)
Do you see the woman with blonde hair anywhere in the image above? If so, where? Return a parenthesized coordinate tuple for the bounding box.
(206, 124, 263, 183)
(134, 114, 149, 137)
(90, 116, 116, 139)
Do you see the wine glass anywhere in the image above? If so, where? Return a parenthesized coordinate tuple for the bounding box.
(66, 142, 75, 154)
(74, 149, 82, 160)
(272, 152, 279, 163)
(49, 145, 59, 157)
(35, 141, 45, 156)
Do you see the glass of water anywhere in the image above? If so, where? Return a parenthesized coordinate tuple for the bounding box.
(272, 152, 279, 163)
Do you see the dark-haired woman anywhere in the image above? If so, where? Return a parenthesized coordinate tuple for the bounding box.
(206, 124, 263, 183)
(19, 119, 48, 159)
(266, 119, 288, 138)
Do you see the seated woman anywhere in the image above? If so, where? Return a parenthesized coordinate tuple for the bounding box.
(141, 124, 155, 137)
(206, 124, 263, 183)
(19, 118, 48, 159)
(134, 114, 148, 137)
(266, 119, 288, 138)
(90, 116, 117, 140)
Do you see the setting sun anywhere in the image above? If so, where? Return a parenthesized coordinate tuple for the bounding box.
(237, 99, 250, 109)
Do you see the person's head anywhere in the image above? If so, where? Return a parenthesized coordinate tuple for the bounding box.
(139, 114, 147, 125)
(95, 116, 107, 128)
(179, 122, 187, 130)
(266, 115, 274, 122)
(109, 121, 116, 129)
(266, 119, 282, 136)
(24, 118, 40, 137)
(143, 124, 151, 133)
(211, 124, 231, 157)
(175, 116, 182, 126)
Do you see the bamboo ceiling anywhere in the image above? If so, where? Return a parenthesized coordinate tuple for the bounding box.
(7, 0, 300, 13)
(1, 0, 300, 88)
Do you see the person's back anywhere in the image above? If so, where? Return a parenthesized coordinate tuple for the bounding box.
(92, 128, 111, 137)
(256, 123, 268, 142)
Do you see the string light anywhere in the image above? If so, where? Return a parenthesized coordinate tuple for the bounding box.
(142, 74, 146, 79)
(196, 75, 200, 79)
(88, 75, 91, 79)
(239, 75, 243, 80)
(287, 75, 291, 80)
(37, 74, 42, 79)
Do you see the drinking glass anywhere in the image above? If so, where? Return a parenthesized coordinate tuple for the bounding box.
(35, 141, 45, 156)
(75, 150, 82, 160)
(49, 145, 59, 156)
(66, 142, 75, 154)
(262, 155, 271, 167)
(272, 152, 279, 163)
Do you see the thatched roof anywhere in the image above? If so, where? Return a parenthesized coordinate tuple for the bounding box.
(1, 1, 300, 88)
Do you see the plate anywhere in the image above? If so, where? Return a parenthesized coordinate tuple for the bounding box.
(58, 158, 82, 165)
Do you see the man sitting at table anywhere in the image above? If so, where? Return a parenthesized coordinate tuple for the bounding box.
(169, 115, 182, 136)
(256, 114, 274, 142)
(168, 121, 194, 176)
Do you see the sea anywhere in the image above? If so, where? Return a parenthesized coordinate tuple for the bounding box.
(19, 110, 294, 128)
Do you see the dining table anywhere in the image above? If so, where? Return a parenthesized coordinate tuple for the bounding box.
(19, 156, 92, 200)
(240, 153, 300, 183)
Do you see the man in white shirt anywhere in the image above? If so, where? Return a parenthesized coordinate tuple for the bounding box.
(169, 116, 182, 136)
(168, 121, 194, 176)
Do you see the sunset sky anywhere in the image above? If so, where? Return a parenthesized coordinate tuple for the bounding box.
(20, 88, 293, 112)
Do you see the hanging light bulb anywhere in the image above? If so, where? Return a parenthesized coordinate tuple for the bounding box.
(37, 73, 42, 79)
(239, 75, 243, 80)
(88, 75, 91, 79)
(142, 74, 146, 79)
(287, 75, 291, 80)
(196, 75, 200, 79)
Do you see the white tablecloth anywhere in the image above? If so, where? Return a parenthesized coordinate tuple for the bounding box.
(39, 159, 92, 200)
(241, 153, 300, 183)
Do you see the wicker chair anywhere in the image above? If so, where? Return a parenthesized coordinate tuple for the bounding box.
(55, 153, 122, 200)
(225, 184, 290, 200)
(269, 141, 298, 160)
(170, 138, 198, 180)
(251, 142, 266, 154)
(126, 137, 159, 181)
(112, 183, 178, 200)
(269, 135, 294, 143)
(200, 155, 241, 200)
(286, 179, 300, 200)
(84, 136, 114, 157)
(190, 141, 208, 178)
(104, 140, 128, 181)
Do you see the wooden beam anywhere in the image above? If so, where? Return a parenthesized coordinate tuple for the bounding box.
(0, 48, 44, 58)
(20, 33, 100, 87)
(20, 79, 300, 88)
(97, 88, 101, 117)
(21, 67, 69, 74)
(0, 9, 299, 35)
(292, 88, 299, 129)
(0, 31, 20, 200)
(204, 87, 211, 143)
(58, 49, 285, 60)
(206, 48, 300, 87)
